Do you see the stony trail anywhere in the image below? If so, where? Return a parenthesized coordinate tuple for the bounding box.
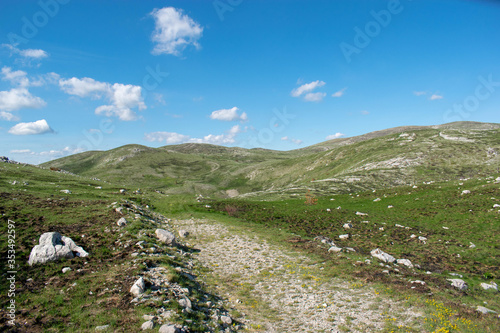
(174, 218, 423, 332)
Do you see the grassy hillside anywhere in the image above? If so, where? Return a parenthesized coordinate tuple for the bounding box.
(41, 122, 500, 198)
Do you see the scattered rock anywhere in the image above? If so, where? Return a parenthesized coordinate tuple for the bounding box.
(493, 204, 500, 208)
(115, 207, 124, 214)
(396, 259, 413, 268)
(355, 211, 368, 216)
(155, 229, 176, 246)
(476, 306, 497, 314)
(141, 320, 155, 330)
(328, 246, 342, 253)
(60, 189, 71, 194)
(461, 190, 471, 195)
(480, 282, 498, 291)
(469, 242, 476, 248)
(117, 217, 128, 227)
(62, 267, 72, 273)
(343, 223, 353, 229)
(370, 248, 396, 263)
(159, 324, 180, 333)
(339, 234, 349, 240)
(28, 232, 89, 265)
(373, 198, 381, 202)
(220, 315, 232, 325)
(119, 189, 126, 194)
(447, 278, 468, 291)
(130, 277, 145, 296)
(387, 205, 394, 209)
(179, 230, 189, 238)
(178, 296, 192, 310)
(95, 325, 110, 331)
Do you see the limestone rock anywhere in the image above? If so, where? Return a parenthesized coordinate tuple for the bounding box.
(60, 189, 71, 194)
(95, 325, 110, 331)
(339, 234, 349, 240)
(62, 267, 71, 273)
(476, 306, 497, 314)
(447, 278, 468, 290)
(155, 229, 176, 245)
(370, 248, 396, 263)
(178, 296, 192, 310)
(397, 259, 413, 268)
(355, 211, 368, 216)
(343, 223, 353, 229)
(328, 246, 342, 253)
(117, 217, 128, 227)
(28, 232, 88, 265)
(461, 190, 471, 195)
(179, 230, 189, 238)
(141, 320, 155, 330)
(220, 315, 232, 325)
(130, 277, 145, 296)
(480, 282, 498, 291)
(159, 324, 180, 333)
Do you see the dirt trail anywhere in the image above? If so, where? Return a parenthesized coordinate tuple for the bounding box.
(174, 218, 423, 332)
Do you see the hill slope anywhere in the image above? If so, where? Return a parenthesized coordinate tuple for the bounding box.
(42, 121, 500, 197)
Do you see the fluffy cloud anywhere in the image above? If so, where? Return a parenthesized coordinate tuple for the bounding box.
(281, 136, 303, 145)
(39, 146, 84, 156)
(0, 111, 20, 121)
(150, 7, 203, 56)
(291, 80, 326, 97)
(2, 67, 30, 87)
(144, 131, 191, 144)
(429, 94, 443, 100)
(0, 88, 46, 112)
(59, 77, 146, 121)
(2, 44, 49, 59)
(145, 125, 242, 145)
(304, 92, 326, 102)
(59, 77, 109, 98)
(332, 87, 347, 98)
(209, 107, 247, 122)
(8, 119, 54, 135)
(326, 132, 345, 140)
(413, 91, 426, 96)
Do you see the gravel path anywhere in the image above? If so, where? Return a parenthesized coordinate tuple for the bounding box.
(174, 218, 423, 332)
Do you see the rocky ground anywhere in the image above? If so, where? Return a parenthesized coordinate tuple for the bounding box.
(173, 218, 424, 332)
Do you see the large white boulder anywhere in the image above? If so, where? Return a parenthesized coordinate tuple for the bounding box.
(130, 277, 145, 296)
(155, 229, 176, 245)
(28, 232, 88, 265)
(370, 248, 396, 263)
(447, 278, 468, 291)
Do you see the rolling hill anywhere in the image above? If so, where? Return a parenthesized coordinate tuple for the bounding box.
(41, 121, 500, 198)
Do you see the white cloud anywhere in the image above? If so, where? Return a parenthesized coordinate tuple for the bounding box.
(59, 77, 109, 98)
(326, 132, 345, 140)
(304, 92, 326, 102)
(291, 80, 325, 97)
(430, 94, 443, 100)
(59, 78, 146, 121)
(150, 7, 203, 56)
(2, 44, 49, 59)
(8, 119, 54, 135)
(210, 107, 247, 122)
(0, 88, 46, 112)
(39, 146, 84, 157)
(1, 67, 30, 87)
(145, 125, 242, 145)
(0, 111, 20, 121)
(332, 87, 347, 98)
(10, 149, 34, 154)
(144, 131, 191, 144)
(281, 136, 302, 145)
(413, 91, 426, 96)
(361, 110, 370, 115)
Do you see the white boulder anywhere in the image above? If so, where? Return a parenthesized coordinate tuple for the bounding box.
(155, 229, 176, 245)
(480, 282, 498, 291)
(447, 278, 468, 290)
(370, 248, 396, 263)
(130, 277, 145, 296)
(117, 217, 128, 227)
(28, 232, 88, 265)
(397, 259, 413, 268)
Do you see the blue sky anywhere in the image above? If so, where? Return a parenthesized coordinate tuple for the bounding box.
(1, 0, 499, 164)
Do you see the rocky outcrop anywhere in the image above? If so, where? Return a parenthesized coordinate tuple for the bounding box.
(28, 232, 88, 265)
(155, 229, 176, 245)
(370, 248, 396, 263)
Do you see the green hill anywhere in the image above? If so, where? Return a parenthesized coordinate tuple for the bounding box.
(41, 121, 500, 198)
